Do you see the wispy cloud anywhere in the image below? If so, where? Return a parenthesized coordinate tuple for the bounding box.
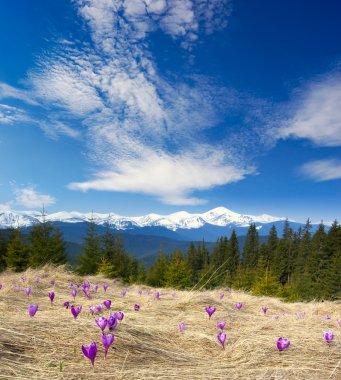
(299, 159, 341, 182)
(14, 186, 56, 209)
(0, 104, 29, 124)
(0, 0, 258, 205)
(0, 82, 39, 106)
(0, 202, 13, 211)
(278, 74, 341, 147)
(69, 149, 252, 205)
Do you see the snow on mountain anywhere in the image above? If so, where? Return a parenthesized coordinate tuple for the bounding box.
(0, 207, 287, 230)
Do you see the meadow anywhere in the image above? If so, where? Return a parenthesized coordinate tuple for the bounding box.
(0, 265, 340, 380)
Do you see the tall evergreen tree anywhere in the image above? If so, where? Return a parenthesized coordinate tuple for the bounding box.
(265, 225, 278, 266)
(28, 210, 54, 268)
(322, 221, 341, 299)
(0, 230, 8, 272)
(164, 250, 192, 289)
(272, 220, 294, 285)
(306, 223, 327, 298)
(109, 233, 129, 279)
(242, 224, 260, 269)
(77, 216, 102, 275)
(6, 228, 29, 272)
(229, 230, 240, 279)
(49, 226, 67, 264)
(146, 248, 168, 287)
(252, 256, 280, 296)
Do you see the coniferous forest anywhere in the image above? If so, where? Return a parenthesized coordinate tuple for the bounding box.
(0, 216, 340, 301)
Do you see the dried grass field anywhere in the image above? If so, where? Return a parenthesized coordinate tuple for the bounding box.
(0, 266, 340, 380)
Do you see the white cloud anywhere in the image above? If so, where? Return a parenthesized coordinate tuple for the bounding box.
(14, 187, 56, 209)
(69, 151, 251, 205)
(0, 0, 253, 206)
(0, 104, 29, 124)
(0, 82, 39, 106)
(279, 75, 341, 147)
(299, 159, 341, 182)
(0, 202, 13, 211)
(77, 0, 231, 50)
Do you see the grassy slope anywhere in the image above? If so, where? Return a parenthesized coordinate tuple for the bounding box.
(0, 266, 340, 380)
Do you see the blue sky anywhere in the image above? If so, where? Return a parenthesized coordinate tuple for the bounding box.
(0, 0, 340, 222)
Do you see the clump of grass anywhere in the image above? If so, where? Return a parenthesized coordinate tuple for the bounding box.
(0, 265, 340, 379)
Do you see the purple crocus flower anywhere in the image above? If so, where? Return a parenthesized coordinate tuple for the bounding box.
(217, 321, 226, 330)
(96, 304, 103, 313)
(81, 342, 97, 367)
(262, 307, 268, 314)
(134, 304, 140, 311)
(179, 322, 185, 332)
(137, 290, 142, 295)
(101, 333, 114, 358)
(68, 281, 73, 288)
(205, 306, 216, 319)
(95, 317, 108, 331)
(277, 337, 290, 351)
(219, 293, 224, 300)
(48, 292, 55, 303)
(64, 301, 70, 309)
(338, 320, 341, 327)
(146, 289, 151, 295)
(71, 289, 77, 300)
(34, 277, 40, 283)
(25, 287, 31, 297)
(71, 305, 82, 319)
(121, 289, 126, 297)
(28, 304, 38, 317)
(103, 283, 108, 292)
(108, 315, 118, 331)
(323, 330, 334, 343)
(113, 311, 124, 321)
(93, 284, 98, 292)
(235, 302, 243, 310)
(155, 291, 160, 300)
(0, 284, 2, 290)
(50, 279, 55, 286)
(217, 332, 226, 349)
(323, 315, 331, 320)
(103, 300, 111, 309)
(83, 281, 90, 289)
(271, 315, 280, 320)
(88, 306, 96, 314)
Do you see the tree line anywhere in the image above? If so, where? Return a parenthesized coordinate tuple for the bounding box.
(0, 216, 340, 301)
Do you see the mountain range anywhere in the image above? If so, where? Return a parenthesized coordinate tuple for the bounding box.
(0, 207, 327, 241)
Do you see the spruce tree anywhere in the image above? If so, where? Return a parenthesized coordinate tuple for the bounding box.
(242, 224, 260, 269)
(6, 228, 29, 272)
(272, 220, 294, 286)
(146, 248, 168, 287)
(229, 230, 240, 279)
(321, 221, 341, 299)
(109, 233, 128, 279)
(28, 213, 55, 267)
(266, 225, 278, 266)
(306, 223, 327, 298)
(0, 230, 8, 272)
(49, 226, 67, 265)
(252, 256, 280, 296)
(164, 250, 192, 289)
(77, 216, 101, 275)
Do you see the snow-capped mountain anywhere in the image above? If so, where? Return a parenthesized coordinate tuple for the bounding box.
(0, 207, 286, 231)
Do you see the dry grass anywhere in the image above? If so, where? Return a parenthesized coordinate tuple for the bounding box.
(0, 266, 340, 380)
